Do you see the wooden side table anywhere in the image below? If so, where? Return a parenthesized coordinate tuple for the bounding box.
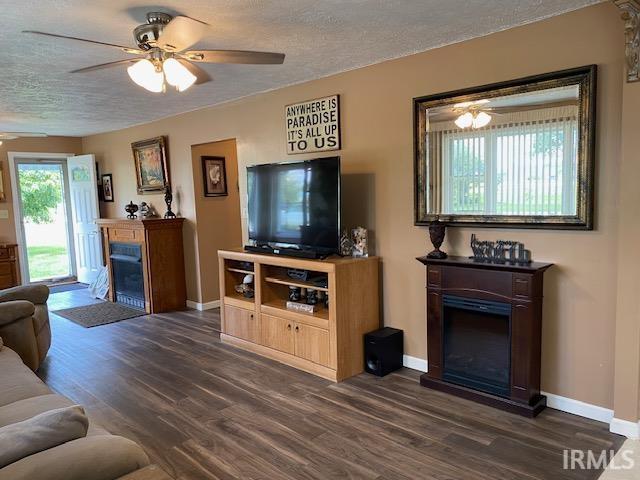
(0, 244, 20, 289)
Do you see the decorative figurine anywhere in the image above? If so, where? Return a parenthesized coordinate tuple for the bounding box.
(470, 234, 532, 264)
(306, 288, 318, 305)
(163, 185, 176, 219)
(352, 227, 368, 257)
(140, 202, 150, 218)
(288, 286, 301, 302)
(427, 216, 447, 259)
(125, 201, 139, 219)
(234, 274, 254, 299)
(339, 229, 354, 256)
(140, 202, 158, 218)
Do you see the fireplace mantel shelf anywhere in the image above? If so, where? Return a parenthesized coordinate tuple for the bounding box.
(416, 255, 553, 274)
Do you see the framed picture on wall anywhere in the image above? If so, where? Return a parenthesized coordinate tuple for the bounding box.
(131, 136, 170, 194)
(101, 174, 114, 202)
(202, 156, 228, 197)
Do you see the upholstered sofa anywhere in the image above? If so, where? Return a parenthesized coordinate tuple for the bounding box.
(0, 342, 173, 479)
(0, 285, 51, 371)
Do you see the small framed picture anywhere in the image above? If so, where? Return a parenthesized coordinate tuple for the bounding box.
(101, 174, 114, 202)
(202, 156, 228, 197)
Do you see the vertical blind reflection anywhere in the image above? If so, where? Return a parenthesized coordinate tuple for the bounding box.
(438, 118, 578, 216)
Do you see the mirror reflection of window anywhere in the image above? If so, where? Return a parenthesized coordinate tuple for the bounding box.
(426, 85, 579, 217)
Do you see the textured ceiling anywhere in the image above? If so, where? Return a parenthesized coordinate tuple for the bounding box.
(1, 0, 601, 137)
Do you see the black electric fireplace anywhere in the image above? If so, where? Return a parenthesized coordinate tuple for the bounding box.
(442, 295, 511, 398)
(110, 242, 145, 310)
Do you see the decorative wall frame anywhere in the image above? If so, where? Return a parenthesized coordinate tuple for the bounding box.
(202, 156, 228, 197)
(413, 65, 597, 230)
(131, 136, 170, 194)
(101, 174, 114, 202)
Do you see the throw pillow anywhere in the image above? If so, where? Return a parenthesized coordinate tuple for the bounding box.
(0, 405, 89, 468)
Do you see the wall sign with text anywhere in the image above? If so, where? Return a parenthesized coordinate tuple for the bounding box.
(286, 95, 341, 154)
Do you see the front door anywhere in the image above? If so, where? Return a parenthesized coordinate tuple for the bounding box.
(67, 155, 103, 284)
(13, 159, 76, 283)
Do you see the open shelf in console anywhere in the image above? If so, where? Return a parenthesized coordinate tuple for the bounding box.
(262, 298, 330, 322)
(264, 273, 329, 292)
(222, 258, 256, 309)
(260, 265, 330, 320)
(261, 281, 330, 317)
(262, 265, 328, 291)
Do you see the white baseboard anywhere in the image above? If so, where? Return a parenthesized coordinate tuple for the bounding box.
(186, 299, 221, 311)
(397, 362, 636, 437)
(542, 391, 614, 424)
(403, 355, 428, 372)
(610, 418, 640, 439)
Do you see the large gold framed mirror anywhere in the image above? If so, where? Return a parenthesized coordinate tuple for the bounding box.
(414, 65, 596, 229)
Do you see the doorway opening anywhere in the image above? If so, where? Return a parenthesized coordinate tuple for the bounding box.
(14, 158, 76, 284)
(9, 152, 103, 287)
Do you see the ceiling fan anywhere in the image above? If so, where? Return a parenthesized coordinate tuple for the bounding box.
(23, 12, 285, 93)
(0, 132, 47, 146)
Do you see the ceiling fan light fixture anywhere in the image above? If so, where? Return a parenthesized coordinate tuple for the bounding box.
(163, 58, 196, 92)
(472, 111, 492, 129)
(127, 59, 164, 93)
(455, 112, 474, 129)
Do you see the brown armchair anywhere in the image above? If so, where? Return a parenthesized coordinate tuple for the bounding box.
(0, 285, 51, 371)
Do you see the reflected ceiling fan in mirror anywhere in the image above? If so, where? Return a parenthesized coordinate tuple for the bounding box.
(23, 12, 285, 93)
(452, 100, 494, 129)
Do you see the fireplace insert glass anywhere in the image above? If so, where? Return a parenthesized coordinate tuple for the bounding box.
(110, 242, 145, 310)
(442, 295, 511, 397)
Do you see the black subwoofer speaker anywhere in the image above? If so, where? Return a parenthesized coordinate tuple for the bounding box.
(364, 327, 403, 376)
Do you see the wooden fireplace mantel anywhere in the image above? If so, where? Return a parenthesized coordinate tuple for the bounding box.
(96, 218, 186, 314)
(416, 255, 553, 417)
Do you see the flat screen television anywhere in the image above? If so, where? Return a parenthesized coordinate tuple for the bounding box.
(247, 156, 340, 257)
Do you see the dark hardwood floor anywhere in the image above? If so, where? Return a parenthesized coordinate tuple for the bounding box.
(40, 289, 624, 479)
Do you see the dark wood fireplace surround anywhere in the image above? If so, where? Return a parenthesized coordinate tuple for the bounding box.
(416, 256, 553, 417)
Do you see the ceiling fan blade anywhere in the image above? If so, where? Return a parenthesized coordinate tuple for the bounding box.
(177, 59, 211, 85)
(70, 59, 140, 74)
(0, 132, 47, 140)
(157, 16, 209, 52)
(183, 50, 285, 64)
(22, 30, 144, 54)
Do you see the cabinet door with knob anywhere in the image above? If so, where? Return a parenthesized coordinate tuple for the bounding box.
(294, 323, 330, 367)
(224, 305, 259, 343)
(261, 314, 294, 354)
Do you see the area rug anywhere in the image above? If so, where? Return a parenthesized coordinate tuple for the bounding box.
(52, 302, 145, 328)
(49, 283, 88, 294)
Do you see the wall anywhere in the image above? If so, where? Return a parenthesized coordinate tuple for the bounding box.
(191, 139, 243, 304)
(82, 125, 199, 300)
(0, 137, 83, 244)
(82, 3, 625, 411)
(613, 74, 640, 422)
